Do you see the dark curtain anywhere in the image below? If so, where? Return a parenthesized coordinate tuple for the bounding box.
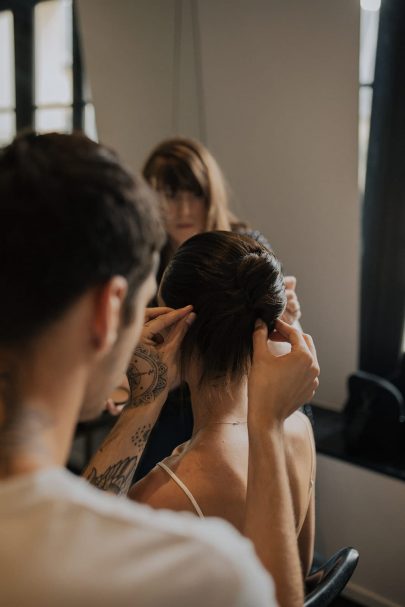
(360, 0, 405, 377)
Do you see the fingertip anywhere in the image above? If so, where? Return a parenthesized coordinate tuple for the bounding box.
(284, 275, 297, 288)
(275, 318, 288, 330)
(253, 320, 269, 342)
(252, 320, 269, 352)
(269, 331, 289, 343)
(185, 311, 197, 326)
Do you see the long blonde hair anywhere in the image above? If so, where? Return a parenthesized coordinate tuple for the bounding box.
(142, 137, 237, 231)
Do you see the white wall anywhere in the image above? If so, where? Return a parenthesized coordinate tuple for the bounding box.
(316, 455, 405, 607)
(77, 0, 359, 410)
(77, 0, 177, 168)
(198, 1, 360, 411)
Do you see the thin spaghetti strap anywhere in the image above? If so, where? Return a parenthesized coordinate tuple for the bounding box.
(157, 462, 205, 519)
(296, 413, 316, 535)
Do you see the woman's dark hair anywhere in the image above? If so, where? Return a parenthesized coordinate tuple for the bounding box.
(0, 131, 165, 347)
(160, 231, 286, 386)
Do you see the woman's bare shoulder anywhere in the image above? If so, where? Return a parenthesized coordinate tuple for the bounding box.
(129, 445, 211, 512)
(128, 463, 168, 503)
(128, 455, 200, 515)
(129, 444, 244, 527)
(284, 410, 314, 445)
(283, 411, 315, 481)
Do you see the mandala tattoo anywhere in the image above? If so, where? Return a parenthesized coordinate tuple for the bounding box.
(131, 424, 152, 448)
(127, 344, 167, 408)
(86, 456, 138, 495)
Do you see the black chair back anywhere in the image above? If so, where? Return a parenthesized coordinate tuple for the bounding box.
(304, 547, 359, 607)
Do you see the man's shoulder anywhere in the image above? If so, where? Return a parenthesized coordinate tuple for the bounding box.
(62, 470, 276, 607)
(0, 468, 276, 607)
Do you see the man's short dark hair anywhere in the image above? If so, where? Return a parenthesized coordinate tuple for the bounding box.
(0, 132, 165, 346)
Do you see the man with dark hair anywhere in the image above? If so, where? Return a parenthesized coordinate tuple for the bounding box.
(0, 132, 319, 607)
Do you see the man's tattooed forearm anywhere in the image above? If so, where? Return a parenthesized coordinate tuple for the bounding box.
(86, 456, 138, 495)
(131, 423, 152, 448)
(127, 344, 167, 408)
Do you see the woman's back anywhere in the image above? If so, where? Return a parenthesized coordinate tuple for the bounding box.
(130, 410, 315, 575)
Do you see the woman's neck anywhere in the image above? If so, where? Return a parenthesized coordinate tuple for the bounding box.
(187, 375, 248, 435)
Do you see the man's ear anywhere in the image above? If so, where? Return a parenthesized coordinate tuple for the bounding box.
(91, 276, 128, 354)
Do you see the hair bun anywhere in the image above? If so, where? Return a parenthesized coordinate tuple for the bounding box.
(235, 252, 272, 308)
(235, 250, 285, 332)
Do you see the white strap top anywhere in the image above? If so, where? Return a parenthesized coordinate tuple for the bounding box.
(157, 461, 205, 519)
(296, 413, 316, 535)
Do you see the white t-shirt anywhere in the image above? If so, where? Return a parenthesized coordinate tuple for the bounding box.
(0, 468, 276, 607)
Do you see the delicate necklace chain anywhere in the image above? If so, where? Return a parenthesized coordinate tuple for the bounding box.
(197, 420, 248, 429)
(190, 420, 247, 443)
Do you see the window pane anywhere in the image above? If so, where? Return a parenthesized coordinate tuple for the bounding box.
(0, 11, 15, 109)
(359, 86, 373, 191)
(360, 7, 380, 85)
(34, 0, 73, 105)
(84, 103, 98, 141)
(35, 107, 72, 133)
(0, 111, 16, 146)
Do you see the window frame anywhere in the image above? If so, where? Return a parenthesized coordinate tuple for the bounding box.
(0, 0, 85, 134)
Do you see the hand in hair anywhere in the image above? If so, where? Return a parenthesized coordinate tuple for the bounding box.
(127, 306, 196, 403)
(281, 276, 302, 325)
(83, 306, 196, 493)
(245, 318, 318, 607)
(248, 319, 319, 427)
(104, 307, 195, 415)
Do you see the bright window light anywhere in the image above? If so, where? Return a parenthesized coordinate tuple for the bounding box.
(0, 11, 15, 109)
(34, 0, 72, 106)
(361, 0, 381, 12)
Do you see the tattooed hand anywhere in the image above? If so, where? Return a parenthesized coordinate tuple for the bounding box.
(126, 306, 196, 408)
(83, 311, 195, 493)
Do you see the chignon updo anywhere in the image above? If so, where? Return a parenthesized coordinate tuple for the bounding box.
(160, 231, 286, 386)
